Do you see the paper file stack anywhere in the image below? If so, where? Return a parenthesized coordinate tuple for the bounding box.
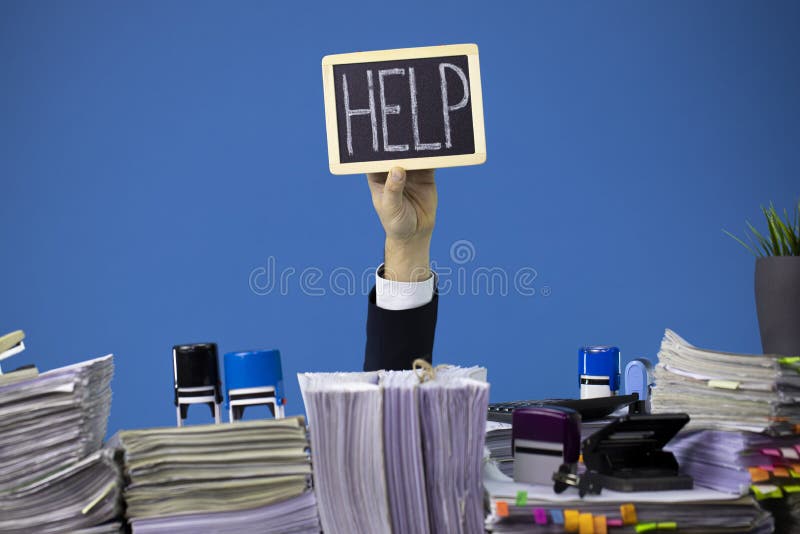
(486, 420, 514, 477)
(483, 462, 774, 533)
(652, 329, 800, 531)
(0, 355, 123, 533)
(298, 366, 489, 534)
(114, 416, 320, 533)
(651, 329, 800, 435)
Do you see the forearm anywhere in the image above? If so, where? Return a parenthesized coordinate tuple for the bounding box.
(384, 237, 432, 282)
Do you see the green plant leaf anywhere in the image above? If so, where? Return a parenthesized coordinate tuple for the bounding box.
(747, 221, 773, 257)
(775, 213, 797, 256)
(723, 229, 759, 257)
(763, 205, 784, 256)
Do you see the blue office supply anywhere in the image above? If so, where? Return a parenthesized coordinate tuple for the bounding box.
(224, 349, 285, 421)
(578, 346, 621, 399)
(625, 358, 655, 410)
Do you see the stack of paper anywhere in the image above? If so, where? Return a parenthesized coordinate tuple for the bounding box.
(486, 421, 513, 477)
(300, 372, 391, 534)
(114, 417, 319, 533)
(652, 329, 800, 434)
(0, 354, 122, 533)
(298, 366, 489, 534)
(652, 329, 800, 531)
(483, 462, 774, 533)
(0, 449, 123, 533)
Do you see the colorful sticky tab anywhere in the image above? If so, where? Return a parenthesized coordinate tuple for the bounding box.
(635, 522, 677, 533)
(551, 509, 565, 525)
(533, 508, 548, 525)
(594, 515, 607, 534)
(762, 448, 781, 457)
(516, 490, 528, 506)
(579, 513, 594, 534)
(496, 501, 509, 517)
(606, 518, 624, 527)
(774, 467, 790, 478)
(751, 484, 783, 500)
(782, 447, 800, 460)
(783, 485, 800, 493)
(620, 503, 638, 525)
(564, 509, 580, 532)
(707, 379, 739, 389)
(749, 467, 770, 482)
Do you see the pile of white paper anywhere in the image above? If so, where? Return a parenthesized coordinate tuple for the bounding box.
(652, 329, 800, 434)
(652, 329, 800, 531)
(0, 355, 122, 533)
(485, 421, 513, 477)
(298, 366, 489, 534)
(114, 416, 319, 533)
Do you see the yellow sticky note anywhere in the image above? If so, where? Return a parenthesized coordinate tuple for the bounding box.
(579, 513, 594, 534)
(707, 379, 739, 390)
(564, 509, 580, 532)
(593, 515, 607, 534)
(620, 503, 638, 525)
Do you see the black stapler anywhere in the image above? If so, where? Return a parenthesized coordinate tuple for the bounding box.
(554, 413, 693, 496)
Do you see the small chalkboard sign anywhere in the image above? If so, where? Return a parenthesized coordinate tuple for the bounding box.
(322, 44, 486, 175)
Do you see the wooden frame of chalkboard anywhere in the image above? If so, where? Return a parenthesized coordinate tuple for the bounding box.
(322, 44, 486, 175)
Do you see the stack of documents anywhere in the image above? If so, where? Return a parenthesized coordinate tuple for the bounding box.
(0, 449, 123, 533)
(652, 329, 800, 434)
(486, 420, 514, 477)
(0, 354, 122, 533)
(483, 461, 774, 533)
(299, 366, 489, 534)
(652, 329, 800, 531)
(114, 417, 319, 533)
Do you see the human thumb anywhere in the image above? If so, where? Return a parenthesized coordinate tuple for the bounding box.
(381, 167, 406, 216)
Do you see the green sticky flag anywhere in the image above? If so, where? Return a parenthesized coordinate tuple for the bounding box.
(515, 490, 527, 506)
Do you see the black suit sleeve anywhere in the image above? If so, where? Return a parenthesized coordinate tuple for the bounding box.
(363, 286, 438, 371)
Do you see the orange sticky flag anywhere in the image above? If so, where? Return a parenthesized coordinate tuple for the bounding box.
(620, 503, 638, 525)
(496, 501, 509, 518)
(579, 513, 595, 534)
(564, 509, 580, 532)
(774, 467, 790, 478)
(749, 467, 770, 483)
(594, 515, 608, 534)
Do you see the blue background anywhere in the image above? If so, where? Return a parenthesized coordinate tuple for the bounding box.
(1, 1, 798, 434)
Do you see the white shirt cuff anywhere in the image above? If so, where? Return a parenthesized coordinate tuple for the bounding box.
(375, 264, 435, 311)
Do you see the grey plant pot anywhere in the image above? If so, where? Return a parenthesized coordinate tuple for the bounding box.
(755, 256, 800, 356)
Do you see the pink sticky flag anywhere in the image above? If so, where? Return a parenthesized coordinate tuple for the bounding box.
(762, 448, 782, 457)
(533, 508, 548, 525)
(607, 518, 624, 527)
